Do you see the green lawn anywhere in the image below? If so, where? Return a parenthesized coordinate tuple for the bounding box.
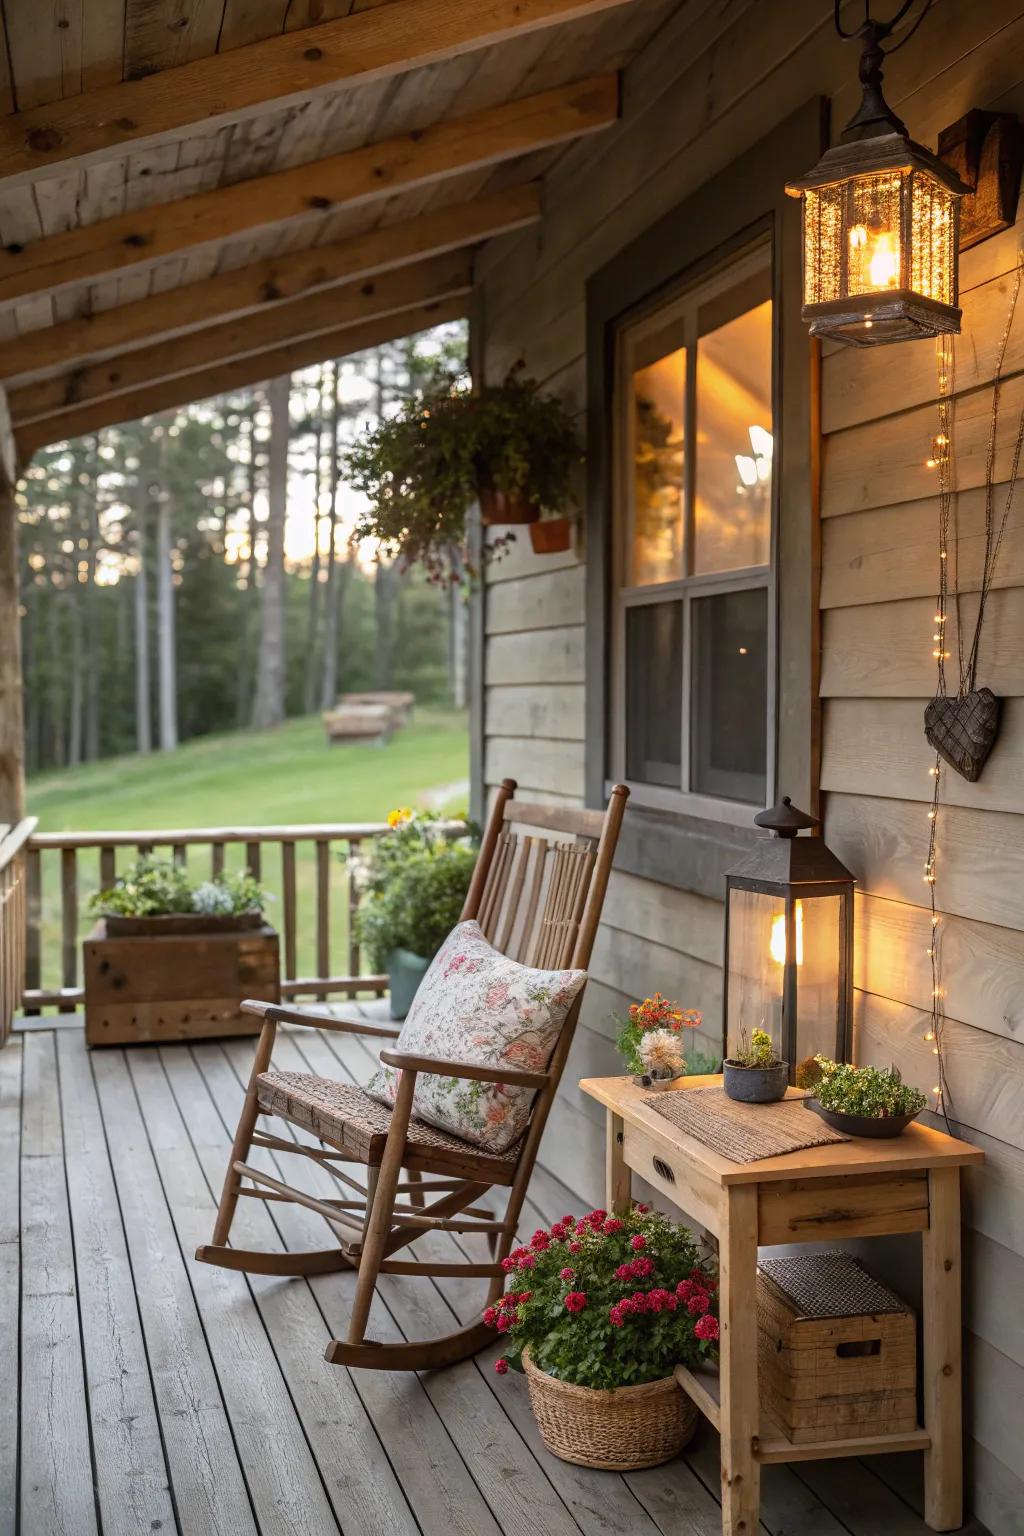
(27, 710, 469, 994)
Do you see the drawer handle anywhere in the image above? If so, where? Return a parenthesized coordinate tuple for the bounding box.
(652, 1156, 675, 1184)
(836, 1339, 881, 1358)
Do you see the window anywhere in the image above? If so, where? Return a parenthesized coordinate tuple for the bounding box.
(610, 244, 774, 817)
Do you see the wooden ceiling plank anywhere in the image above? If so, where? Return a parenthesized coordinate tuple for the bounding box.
(4, 0, 83, 112)
(0, 77, 611, 306)
(17, 292, 466, 454)
(0, 183, 538, 381)
(9, 248, 473, 422)
(123, 0, 225, 83)
(0, 0, 634, 184)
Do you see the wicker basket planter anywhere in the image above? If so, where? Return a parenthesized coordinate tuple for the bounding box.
(522, 1350, 698, 1469)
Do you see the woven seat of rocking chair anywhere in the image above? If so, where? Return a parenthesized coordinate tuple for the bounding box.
(256, 1070, 523, 1184)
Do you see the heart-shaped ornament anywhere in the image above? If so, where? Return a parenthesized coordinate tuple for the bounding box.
(924, 687, 1002, 783)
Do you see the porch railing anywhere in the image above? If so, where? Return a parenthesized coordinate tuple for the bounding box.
(21, 823, 390, 1014)
(0, 818, 35, 1042)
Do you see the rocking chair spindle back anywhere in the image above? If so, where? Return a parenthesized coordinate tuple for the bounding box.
(195, 777, 628, 1371)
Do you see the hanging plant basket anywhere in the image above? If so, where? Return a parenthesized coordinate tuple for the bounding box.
(479, 485, 540, 526)
(529, 516, 574, 554)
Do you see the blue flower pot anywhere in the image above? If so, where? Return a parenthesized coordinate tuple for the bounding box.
(387, 948, 430, 1020)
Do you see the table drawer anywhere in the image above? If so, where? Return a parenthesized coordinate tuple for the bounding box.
(622, 1122, 721, 1233)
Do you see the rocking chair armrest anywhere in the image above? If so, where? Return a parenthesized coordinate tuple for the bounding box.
(241, 998, 402, 1040)
(377, 1048, 549, 1090)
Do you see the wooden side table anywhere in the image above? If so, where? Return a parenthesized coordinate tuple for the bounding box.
(580, 1074, 983, 1536)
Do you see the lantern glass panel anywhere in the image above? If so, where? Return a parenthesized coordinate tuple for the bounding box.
(910, 170, 957, 305)
(846, 172, 903, 296)
(726, 888, 844, 1065)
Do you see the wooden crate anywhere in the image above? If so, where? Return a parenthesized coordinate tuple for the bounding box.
(83, 920, 280, 1046)
(756, 1252, 917, 1445)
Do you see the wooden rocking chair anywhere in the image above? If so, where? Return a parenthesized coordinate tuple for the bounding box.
(196, 778, 628, 1370)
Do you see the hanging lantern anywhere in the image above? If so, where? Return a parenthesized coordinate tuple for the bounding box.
(785, 10, 970, 346)
(722, 798, 855, 1077)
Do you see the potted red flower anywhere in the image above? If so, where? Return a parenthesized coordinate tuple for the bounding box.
(488, 1205, 718, 1469)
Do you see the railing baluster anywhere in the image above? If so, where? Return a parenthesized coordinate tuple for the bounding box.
(24, 844, 41, 1015)
(348, 837, 361, 980)
(245, 841, 261, 880)
(211, 842, 225, 878)
(60, 846, 78, 1012)
(172, 843, 187, 868)
(99, 845, 115, 890)
(316, 840, 330, 1002)
(282, 841, 297, 982)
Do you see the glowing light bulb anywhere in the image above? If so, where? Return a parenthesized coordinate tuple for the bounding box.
(735, 454, 759, 488)
(769, 903, 804, 966)
(868, 230, 900, 288)
(748, 424, 774, 463)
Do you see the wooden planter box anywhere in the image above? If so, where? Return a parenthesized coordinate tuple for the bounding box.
(83, 918, 280, 1046)
(756, 1253, 917, 1444)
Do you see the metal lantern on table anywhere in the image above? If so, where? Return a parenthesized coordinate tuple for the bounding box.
(784, 10, 970, 346)
(722, 798, 855, 1077)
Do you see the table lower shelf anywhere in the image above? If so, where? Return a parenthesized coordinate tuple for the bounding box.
(673, 1363, 932, 1465)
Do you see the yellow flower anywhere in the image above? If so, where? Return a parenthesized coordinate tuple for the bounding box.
(387, 809, 402, 828)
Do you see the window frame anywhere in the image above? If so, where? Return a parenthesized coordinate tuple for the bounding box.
(608, 239, 778, 820)
(583, 99, 826, 898)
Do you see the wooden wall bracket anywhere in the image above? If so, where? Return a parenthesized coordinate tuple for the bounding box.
(939, 109, 1022, 250)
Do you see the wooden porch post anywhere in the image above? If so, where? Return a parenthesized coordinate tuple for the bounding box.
(0, 388, 24, 827)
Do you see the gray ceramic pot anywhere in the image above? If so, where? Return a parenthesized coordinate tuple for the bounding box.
(723, 1058, 788, 1104)
(387, 947, 430, 1020)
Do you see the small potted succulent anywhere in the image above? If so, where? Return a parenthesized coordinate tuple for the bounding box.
(615, 993, 702, 1090)
(797, 1056, 928, 1138)
(489, 1204, 718, 1469)
(723, 1027, 788, 1103)
(351, 808, 479, 1018)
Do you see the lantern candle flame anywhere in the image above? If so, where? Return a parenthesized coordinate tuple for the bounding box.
(769, 901, 804, 966)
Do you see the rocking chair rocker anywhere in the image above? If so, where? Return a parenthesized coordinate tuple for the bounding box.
(196, 778, 628, 1370)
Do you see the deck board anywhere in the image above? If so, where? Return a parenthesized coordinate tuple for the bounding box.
(3, 1025, 974, 1536)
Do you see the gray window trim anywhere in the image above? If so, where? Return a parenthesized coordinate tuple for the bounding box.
(584, 98, 827, 897)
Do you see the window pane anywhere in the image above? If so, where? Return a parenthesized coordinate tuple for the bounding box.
(629, 344, 685, 585)
(690, 587, 767, 803)
(626, 601, 682, 786)
(694, 295, 772, 574)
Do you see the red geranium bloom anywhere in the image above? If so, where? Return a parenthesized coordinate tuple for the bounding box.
(695, 1314, 719, 1342)
(686, 1291, 711, 1316)
(559, 1266, 575, 1281)
(630, 1234, 647, 1251)
(602, 1217, 624, 1234)
(564, 1291, 588, 1313)
(495, 1358, 510, 1374)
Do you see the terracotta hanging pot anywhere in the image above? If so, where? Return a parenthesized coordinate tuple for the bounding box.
(529, 516, 573, 555)
(478, 484, 540, 525)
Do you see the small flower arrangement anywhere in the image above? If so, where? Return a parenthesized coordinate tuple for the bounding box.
(488, 1205, 718, 1390)
(799, 1056, 927, 1119)
(615, 993, 702, 1080)
(90, 858, 267, 919)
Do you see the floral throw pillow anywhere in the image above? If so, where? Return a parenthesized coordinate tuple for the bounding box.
(364, 920, 587, 1154)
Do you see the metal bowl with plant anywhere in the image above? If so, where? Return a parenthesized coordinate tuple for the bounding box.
(723, 1027, 788, 1103)
(797, 1056, 928, 1138)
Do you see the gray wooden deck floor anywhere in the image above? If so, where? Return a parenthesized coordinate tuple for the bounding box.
(3, 1022, 972, 1536)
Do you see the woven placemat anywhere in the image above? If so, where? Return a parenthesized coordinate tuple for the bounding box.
(643, 1085, 849, 1164)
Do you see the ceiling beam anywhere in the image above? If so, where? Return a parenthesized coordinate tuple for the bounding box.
(9, 252, 474, 426)
(0, 185, 539, 386)
(16, 296, 468, 459)
(0, 0, 635, 187)
(0, 76, 615, 309)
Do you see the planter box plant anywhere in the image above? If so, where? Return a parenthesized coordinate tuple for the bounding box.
(797, 1056, 927, 1138)
(84, 859, 278, 1046)
(614, 992, 703, 1091)
(723, 1027, 788, 1103)
(345, 365, 580, 585)
(489, 1205, 718, 1469)
(352, 808, 479, 1019)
